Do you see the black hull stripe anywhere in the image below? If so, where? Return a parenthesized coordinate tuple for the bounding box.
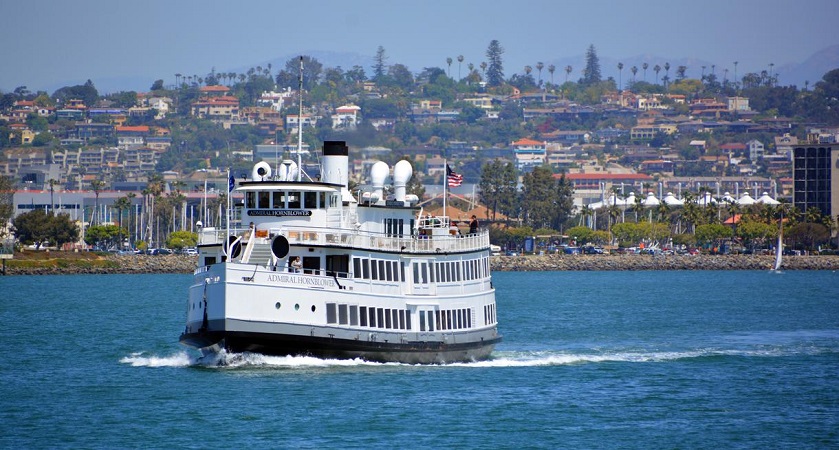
(180, 331, 501, 363)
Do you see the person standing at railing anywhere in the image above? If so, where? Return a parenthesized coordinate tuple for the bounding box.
(469, 215, 478, 235)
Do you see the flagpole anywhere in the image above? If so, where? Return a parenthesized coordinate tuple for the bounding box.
(226, 168, 231, 243)
(443, 158, 447, 218)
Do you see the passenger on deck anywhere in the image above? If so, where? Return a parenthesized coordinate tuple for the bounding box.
(290, 256, 302, 273)
(469, 215, 478, 235)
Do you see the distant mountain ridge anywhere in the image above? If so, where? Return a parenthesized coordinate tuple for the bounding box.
(23, 45, 839, 95)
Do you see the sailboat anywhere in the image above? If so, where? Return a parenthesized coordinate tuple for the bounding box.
(771, 213, 783, 272)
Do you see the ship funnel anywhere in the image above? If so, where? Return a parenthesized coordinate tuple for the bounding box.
(322, 141, 349, 187)
(277, 159, 298, 181)
(370, 161, 389, 204)
(252, 161, 272, 181)
(393, 160, 413, 202)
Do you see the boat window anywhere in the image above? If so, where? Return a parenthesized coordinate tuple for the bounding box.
(370, 307, 378, 328)
(246, 191, 256, 209)
(385, 261, 393, 281)
(360, 307, 368, 326)
(362, 259, 370, 279)
(350, 305, 358, 326)
(392, 309, 399, 329)
(318, 192, 326, 208)
(405, 309, 411, 330)
(427, 311, 434, 331)
(287, 192, 301, 208)
(384, 309, 391, 329)
(378, 261, 386, 281)
(419, 311, 426, 331)
(338, 304, 348, 325)
(272, 192, 284, 208)
(353, 258, 362, 279)
(326, 303, 337, 324)
(446, 311, 452, 330)
(398, 310, 404, 329)
(371, 259, 378, 280)
(258, 191, 270, 208)
(466, 308, 471, 328)
(304, 191, 317, 209)
(330, 194, 338, 208)
(398, 219, 404, 238)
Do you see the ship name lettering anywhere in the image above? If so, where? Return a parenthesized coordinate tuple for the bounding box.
(266, 274, 335, 287)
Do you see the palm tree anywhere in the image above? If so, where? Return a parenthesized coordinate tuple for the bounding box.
(446, 57, 453, 78)
(642, 62, 649, 81)
(617, 62, 624, 90)
(480, 61, 487, 78)
(536, 61, 544, 87)
(524, 65, 532, 82)
(630, 66, 638, 84)
(548, 64, 556, 85)
(663, 62, 671, 88)
(654, 65, 661, 84)
(564, 65, 572, 83)
(733, 61, 739, 91)
(91, 179, 105, 226)
(457, 55, 464, 80)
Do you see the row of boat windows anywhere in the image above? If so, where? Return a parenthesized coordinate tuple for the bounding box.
(245, 191, 339, 209)
(484, 304, 497, 326)
(326, 304, 412, 330)
(353, 258, 405, 282)
(413, 258, 490, 284)
(325, 304, 486, 330)
(351, 257, 490, 283)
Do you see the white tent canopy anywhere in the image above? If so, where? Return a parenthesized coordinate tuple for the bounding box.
(737, 193, 756, 205)
(642, 192, 660, 206)
(756, 192, 780, 205)
(698, 192, 717, 206)
(720, 192, 737, 204)
(663, 192, 684, 206)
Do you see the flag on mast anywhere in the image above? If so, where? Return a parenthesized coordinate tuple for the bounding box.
(446, 164, 463, 187)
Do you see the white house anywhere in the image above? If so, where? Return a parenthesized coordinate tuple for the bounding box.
(746, 139, 764, 161)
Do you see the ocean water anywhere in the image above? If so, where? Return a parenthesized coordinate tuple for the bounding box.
(1, 270, 838, 449)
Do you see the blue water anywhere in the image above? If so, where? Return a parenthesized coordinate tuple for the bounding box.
(2, 271, 838, 448)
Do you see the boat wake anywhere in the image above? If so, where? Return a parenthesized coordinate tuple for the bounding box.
(120, 343, 837, 370)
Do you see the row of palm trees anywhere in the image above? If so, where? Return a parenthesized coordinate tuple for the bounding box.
(575, 193, 837, 250)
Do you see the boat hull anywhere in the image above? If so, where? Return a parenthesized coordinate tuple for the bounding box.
(180, 329, 501, 364)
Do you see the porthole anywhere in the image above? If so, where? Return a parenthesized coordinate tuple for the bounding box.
(295, 303, 300, 311)
(311, 305, 316, 312)
(275, 302, 281, 309)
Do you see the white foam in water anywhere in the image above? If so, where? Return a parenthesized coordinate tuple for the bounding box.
(122, 345, 828, 370)
(120, 351, 194, 367)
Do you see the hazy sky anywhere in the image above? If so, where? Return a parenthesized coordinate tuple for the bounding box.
(2, 0, 837, 93)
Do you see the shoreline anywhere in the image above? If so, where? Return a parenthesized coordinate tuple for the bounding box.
(491, 254, 839, 272)
(3, 253, 839, 275)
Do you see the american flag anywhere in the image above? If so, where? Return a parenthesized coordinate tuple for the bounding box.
(447, 164, 463, 187)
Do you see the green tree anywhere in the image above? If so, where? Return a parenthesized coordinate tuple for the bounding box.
(582, 44, 601, 86)
(84, 224, 125, 250)
(694, 223, 733, 249)
(485, 40, 505, 87)
(13, 209, 79, 249)
(0, 175, 14, 239)
(166, 230, 198, 250)
(520, 166, 574, 230)
(373, 46, 388, 83)
(479, 159, 517, 221)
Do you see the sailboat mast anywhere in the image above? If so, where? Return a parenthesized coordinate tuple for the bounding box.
(297, 56, 303, 182)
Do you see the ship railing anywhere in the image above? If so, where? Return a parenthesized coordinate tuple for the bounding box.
(198, 225, 490, 253)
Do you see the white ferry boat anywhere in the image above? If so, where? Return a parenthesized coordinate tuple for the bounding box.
(179, 141, 501, 363)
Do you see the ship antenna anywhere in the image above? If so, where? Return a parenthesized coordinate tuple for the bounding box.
(297, 55, 303, 182)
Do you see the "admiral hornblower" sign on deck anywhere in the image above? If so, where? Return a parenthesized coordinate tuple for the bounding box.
(248, 210, 312, 217)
